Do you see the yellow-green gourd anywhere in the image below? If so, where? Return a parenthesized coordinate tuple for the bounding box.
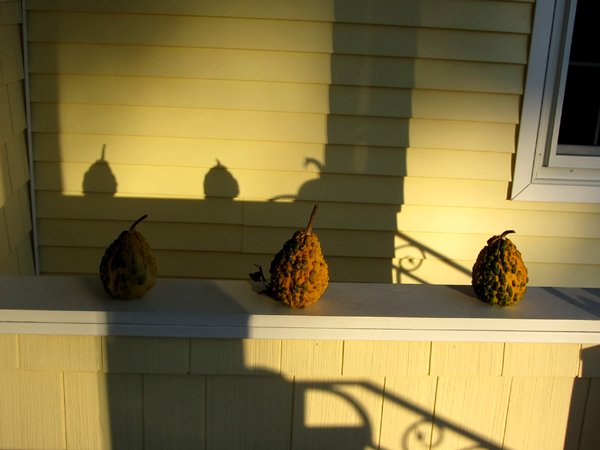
(99, 215, 157, 300)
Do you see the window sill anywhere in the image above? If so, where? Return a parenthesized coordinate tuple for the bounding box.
(0, 275, 599, 343)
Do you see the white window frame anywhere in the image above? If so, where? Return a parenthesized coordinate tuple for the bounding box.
(511, 0, 600, 203)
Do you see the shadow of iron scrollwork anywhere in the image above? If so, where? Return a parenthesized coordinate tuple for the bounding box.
(295, 380, 507, 450)
(394, 231, 472, 284)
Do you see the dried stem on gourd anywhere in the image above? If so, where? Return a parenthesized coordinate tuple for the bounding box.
(130, 214, 148, 231)
(305, 204, 319, 236)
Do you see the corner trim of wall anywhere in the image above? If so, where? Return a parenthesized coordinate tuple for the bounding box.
(20, 0, 40, 275)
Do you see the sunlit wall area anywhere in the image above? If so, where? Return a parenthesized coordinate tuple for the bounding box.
(0, 0, 34, 274)
(393, 0, 600, 287)
(26, 0, 600, 286)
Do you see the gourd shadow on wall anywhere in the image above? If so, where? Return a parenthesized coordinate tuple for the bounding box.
(203, 159, 239, 199)
(82, 145, 117, 195)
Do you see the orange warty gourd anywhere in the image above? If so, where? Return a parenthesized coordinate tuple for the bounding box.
(252, 205, 329, 308)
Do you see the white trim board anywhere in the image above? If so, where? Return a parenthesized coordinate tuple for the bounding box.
(0, 275, 599, 343)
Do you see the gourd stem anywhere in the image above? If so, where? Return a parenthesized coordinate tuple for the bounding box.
(500, 230, 515, 238)
(130, 214, 148, 231)
(305, 204, 319, 235)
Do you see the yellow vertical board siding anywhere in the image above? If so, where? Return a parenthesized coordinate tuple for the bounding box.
(579, 378, 600, 450)
(144, 375, 206, 450)
(503, 377, 575, 450)
(430, 342, 504, 376)
(64, 372, 143, 450)
(0, 370, 65, 449)
(291, 376, 384, 450)
(0, 334, 17, 369)
(503, 343, 582, 377)
(19, 334, 102, 371)
(342, 341, 430, 376)
(432, 376, 511, 450)
(63, 372, 110, 450)
(206, 375, 293, 450)
(379, 376, 437, 449)
(281, 339, 343, 376)
(191, 338, 281, 375)
(102, 336, 190, 374)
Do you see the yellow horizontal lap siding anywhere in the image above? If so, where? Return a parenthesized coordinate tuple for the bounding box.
(34, 161, 404, 204)
(406, 148, 512, 181)
(31, 104, 329, 144)
(411, 90, 520, 123)
(397, 205, 600, 239)
(396, 231, 600, 266)
(30, 75, 333, 115)
(243, 226, 395, 258)
(31, 75, 521, 123)
(28, 11, 528, 64)
(28, 12, 334, 53)
(403, 177, 510, 207)
(28, 42, 523, 93)
(37, 219, 395, 260)
(408, 119, 516, 152)
(29, 43, 333, 84)
(32, 133, 324, 170)
(33, 132, 410, 179)
(38, 246, 257, 278)
(33, 191, 399, 231)
(38, 218, 244, 252)
(394, 258, 600, 287)
(28, 0, 532, 33)
(27, 0, 598, 289)
(38, 245, 393, 281)
(35, 191, 245, 224)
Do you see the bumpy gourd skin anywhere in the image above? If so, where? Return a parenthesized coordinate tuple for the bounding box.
(472, 231, 528, 306)
(269, 230, 329, 308)
(99, 217, 157, 300)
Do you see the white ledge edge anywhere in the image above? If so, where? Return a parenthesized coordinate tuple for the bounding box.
(1, 275, 599, 343)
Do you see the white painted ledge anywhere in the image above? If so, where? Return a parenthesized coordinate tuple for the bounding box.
(0, 275, 599, 343)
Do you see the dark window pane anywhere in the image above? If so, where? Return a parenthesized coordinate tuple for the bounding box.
(557, 0, 600, 147)
(558, 66, 600, 146)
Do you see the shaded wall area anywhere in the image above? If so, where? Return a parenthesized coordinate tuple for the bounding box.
(0, 0, 34, 274)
